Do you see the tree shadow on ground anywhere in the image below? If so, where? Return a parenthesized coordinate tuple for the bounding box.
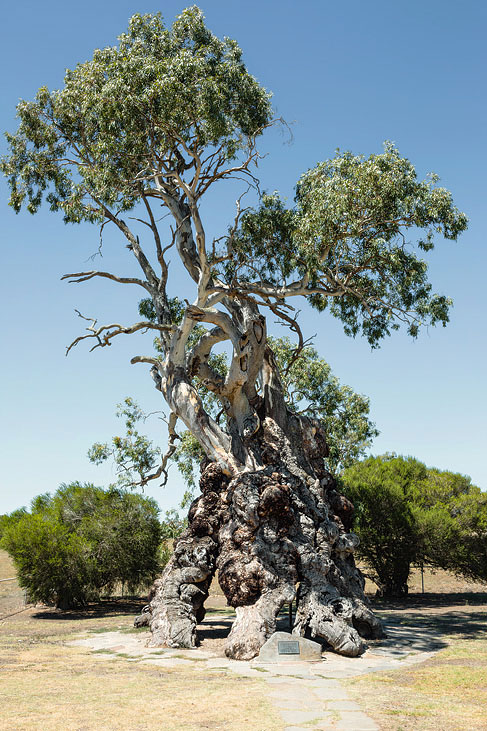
(32, 598, 143, 621)
(377, 610, 487, 642)
(198, 595, 487, 653)
(29, 593, 487, 654)
(198, 616, 234, 641)
(367, 592, 487, 649)
(370, 591, 487, 610)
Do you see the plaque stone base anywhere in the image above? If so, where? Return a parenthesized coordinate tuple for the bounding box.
(254, 631, 323, 663)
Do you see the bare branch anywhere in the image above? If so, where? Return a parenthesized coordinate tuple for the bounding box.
(134, 411, 181, 488)
(186, 326, 229, 396)
(141, 195, 163, 261)
(66, 311, 175, 355)
(61, 270, 151, 290)
(185, 304, 241, 345)
(267, 303, 312, 376)
(95, 200, 160, 288)
(130, 355, 162, 367)
(187, 326, 228, 366)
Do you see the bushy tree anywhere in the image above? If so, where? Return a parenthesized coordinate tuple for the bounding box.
(1, 483, 162, 608)
(2, 513, 93, 609)
(2, 7, 467, 658)
(0, 507, 28, 540)
(342, 455, 426, 596)
(411, 469, 487, 582)
(341, 455, 487, 596)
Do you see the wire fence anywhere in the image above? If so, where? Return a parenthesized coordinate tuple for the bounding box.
(0, 575, 30, 619)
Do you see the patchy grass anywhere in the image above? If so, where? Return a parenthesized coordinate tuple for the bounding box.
(0, 551, 27, 618)
(0, 551, 281, 731)
(0, 615, 282, 731)
(203, 606, 235, 616)
(170, 654, 208, 662)
(348, 621, 487, 730)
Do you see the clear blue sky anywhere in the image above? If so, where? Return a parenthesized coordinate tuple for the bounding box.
(1, 0, 486, 515)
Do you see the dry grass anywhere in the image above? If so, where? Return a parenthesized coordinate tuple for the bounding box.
(348, 633, 487, 731)
(0, 613, 282, 731)
(0, 637, 281, 730)
(0, 551, 280, 731)
(3, 548, 487, 731)
(348, 595, 487, 731)
(359, 563, 487, 597)
(351, 565, 487, 730)
(0, 551, 27, 617)
(0, 550, 15, 579)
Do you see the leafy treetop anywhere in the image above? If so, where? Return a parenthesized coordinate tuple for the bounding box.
(229, 145, 468, 345)
(2, 7, 271, 221)
(0, 7, 468, 479)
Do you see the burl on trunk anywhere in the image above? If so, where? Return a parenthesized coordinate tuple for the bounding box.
(145, 409, 383, 660)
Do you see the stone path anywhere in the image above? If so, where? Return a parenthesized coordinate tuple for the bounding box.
(70, 616, 443, 730)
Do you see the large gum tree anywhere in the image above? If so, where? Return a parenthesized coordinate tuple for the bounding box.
(2, 7, 467, 659)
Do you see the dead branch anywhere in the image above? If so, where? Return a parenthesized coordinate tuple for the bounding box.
(61, 270, 151, 290)
(66, 311, 175, 355)
(135, 412, 181, 488)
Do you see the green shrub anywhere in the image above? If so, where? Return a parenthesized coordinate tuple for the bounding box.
(341, 455, 487, 597)
(0, 507, 28, 540)
(1, 483, 162, 608)
(341, 455, 425, 596)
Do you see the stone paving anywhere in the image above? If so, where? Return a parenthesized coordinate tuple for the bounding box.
(69, 616, 443, 730)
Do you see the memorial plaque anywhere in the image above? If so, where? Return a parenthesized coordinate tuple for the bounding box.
(256, 632, 322, 663)
(278, 640, 300, 655)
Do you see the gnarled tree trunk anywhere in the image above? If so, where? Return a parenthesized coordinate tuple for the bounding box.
(146, 349, 383, 659)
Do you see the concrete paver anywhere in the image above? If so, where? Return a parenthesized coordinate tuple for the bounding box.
(326, 699, 362, 712)
(69, 615, 441, 731)
(279, 709, 324, 724)
(335, 711, 379, 730)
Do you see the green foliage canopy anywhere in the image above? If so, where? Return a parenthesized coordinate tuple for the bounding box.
(229, 145, 467, 346)
(1, 482, 162, 608)
(1, 7, 468, 495)
(1, 8, 466, 353)
(1, 7, 271, 220)
(341, 455, 487, 596)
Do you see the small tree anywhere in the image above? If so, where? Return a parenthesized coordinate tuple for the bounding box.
(342, 456, 487, 596)
(411, 470, 487, 582)
(342, 455, 426, 596)
(1, 483, 162, 608)
(1, 512, 94, 609)
(2, 7, 467, 658)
